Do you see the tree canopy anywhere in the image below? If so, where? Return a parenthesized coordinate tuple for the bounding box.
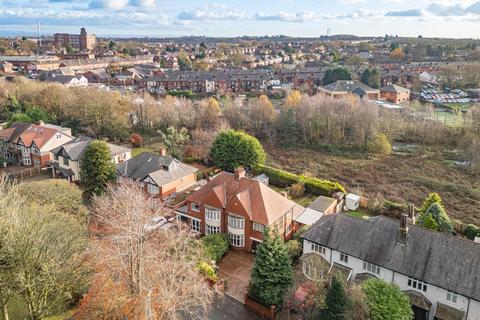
(323, 68, 352, 85)
(248, 228, 293, 307)
(320, 277, 350, 320)
(211, 129, 266, 172)
(80, 140, 116, 196)
(362, 278, 413, 320)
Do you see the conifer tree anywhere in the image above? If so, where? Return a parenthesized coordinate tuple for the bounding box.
(320, 277, 350, 320)
(248, 228, 293, 307)
(80, 140, 116, 196)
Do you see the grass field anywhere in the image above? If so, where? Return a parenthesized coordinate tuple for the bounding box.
(266, 147, 480, 225)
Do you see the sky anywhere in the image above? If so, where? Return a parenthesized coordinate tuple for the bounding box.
(0, 0, 479, 38)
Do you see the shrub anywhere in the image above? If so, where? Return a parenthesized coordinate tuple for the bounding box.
(367, 134, 392, 155)
(197, 261, 218, 282)
(201, 233, 229, 263)
(362, 278, 413, 320)
(255, 165, 346, 197)
(290, 182, 305, 198)
(419, 192, 443, 214)
(418, 202, 453, 234)
(128, 133, 143, 147)
(286, 240, 302, 263)
(464, 224, 479, 240)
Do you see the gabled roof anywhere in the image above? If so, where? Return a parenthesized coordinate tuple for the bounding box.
(116, 152, 197, 187)
(51, 136, 131, 161)
(0, 122, 62, 149)
(188, 172, 304, 225)
(380, 84, 410, 93)
(302, 214, 480, 302)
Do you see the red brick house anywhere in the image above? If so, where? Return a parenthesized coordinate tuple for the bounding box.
(380, 84, 410, 104)
(0, 122, 73, 167)
(175, 168, 304, 252)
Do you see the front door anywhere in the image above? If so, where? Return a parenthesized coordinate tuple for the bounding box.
(251, 240, 260, 254)
(412, 305, 429, 320)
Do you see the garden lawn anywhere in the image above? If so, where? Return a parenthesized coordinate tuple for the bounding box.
(131, 147, 155, 157)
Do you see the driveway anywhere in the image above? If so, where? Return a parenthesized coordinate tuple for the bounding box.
(206, 295, 262, 320)
(217, 250, 254, 303)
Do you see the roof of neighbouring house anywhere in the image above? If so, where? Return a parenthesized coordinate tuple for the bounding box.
(380, 84, 410, 94)
(302, 214, 480, 302)
(187, 171, 304, 225)
(0, 122, 67, 149)
(307, 196, 337, 213)
(321, 80, 379, 93)
(116, 152, 197, 187)
(51, 136, 131, 161)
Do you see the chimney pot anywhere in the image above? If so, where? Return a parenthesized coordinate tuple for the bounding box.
(398, 213, 408, 244)
(159, 147, 167, 156)
(234, 167, 245, 181)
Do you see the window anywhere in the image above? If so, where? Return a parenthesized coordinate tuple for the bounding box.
(340, 253, 349, 263)
(147, 183, 159, 195)
(363, 262, 381, 275)
(205, 208, 220, 221)
(229, 233, 244, 247)
(176, 214, 188, 224)
(408, 277, 427, 292)
(228, 215, 245, 229)
(191, 219, 201, 233)
(311, 243, 326, 254)
(34, 160, 40, 168)
(63, 157, 69, 166)
(191, 203, 200, 212)
(253, 222, 264, 232)
(447, 291, 457, 303)
(54, 154, 59, 161)
(206, 224, 221, 235)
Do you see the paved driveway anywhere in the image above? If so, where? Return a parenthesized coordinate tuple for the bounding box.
(217, 250, 254, 303)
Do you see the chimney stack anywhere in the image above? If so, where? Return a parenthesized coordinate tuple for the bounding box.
(398, 213, 408, 244)
(159, 147, 167, 156)
(407, 203, 416, 225)
(234, 167, 245, 181)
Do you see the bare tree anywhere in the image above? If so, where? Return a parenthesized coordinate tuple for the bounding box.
(76, 182, 218, 320)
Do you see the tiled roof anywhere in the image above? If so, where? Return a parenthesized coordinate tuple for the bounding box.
(188, 172, 304, 225)
(322, 80, 379, 93)
(380, 84, 410, 93)
(0, 122, 60, 149)
(116, 152, 197, 187)
(302, 214, 480, 301)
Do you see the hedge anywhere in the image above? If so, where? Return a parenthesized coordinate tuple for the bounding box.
(201, 233, 229, 263)
(255, 165, 346, 196)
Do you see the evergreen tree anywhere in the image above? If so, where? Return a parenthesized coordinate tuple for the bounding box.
(80, 140, 116, 196)
(323, 68, 352, 85)
(419, 192, 443, 214)
(211, 129, 266, 172)
(361, 68, 380, 89)
(419, 203, 453, 234)
(248, 228, 293, 307)
(320, 277, 350, 320)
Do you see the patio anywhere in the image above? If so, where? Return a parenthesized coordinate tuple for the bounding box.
(217, 250, 255, 303)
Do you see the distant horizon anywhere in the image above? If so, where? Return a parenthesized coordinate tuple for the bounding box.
(1, 0, 480, 39)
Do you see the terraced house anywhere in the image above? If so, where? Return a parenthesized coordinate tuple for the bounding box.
(175, 168, 304, 252)
(301, 213, 480, 320)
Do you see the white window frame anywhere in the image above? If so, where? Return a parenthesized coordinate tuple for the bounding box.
(447, 291, 457, 303)
(190, 218, 201, 233)
(205, 208, 220, 221)
(340, 253, 349, 263)
(407, 277, 427, 292)
(206, 224, 221, 235)
(228, 215, 244, 229)
(229, 233, 244, 247)
(34, 160, 40, 168)
(147, 183, 159, 195)
(252, 222, 264, 232)
(191, 202, 200, 212)
(363, 262, 381, 275)
(311, 243, 326, 254)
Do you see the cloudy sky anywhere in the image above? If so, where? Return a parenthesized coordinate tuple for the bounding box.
(0, 0, 479, 38)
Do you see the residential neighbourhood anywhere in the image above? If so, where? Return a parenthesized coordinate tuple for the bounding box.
(1, 1, 480, 319)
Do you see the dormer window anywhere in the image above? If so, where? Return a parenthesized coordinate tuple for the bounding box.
(191, 203, 200, 212)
